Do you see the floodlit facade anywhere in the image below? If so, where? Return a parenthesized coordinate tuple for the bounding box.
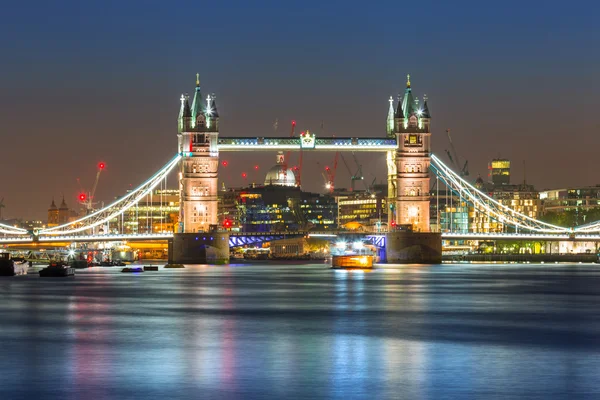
(177, 74, 220, 233)
(391, 75, 431, 232)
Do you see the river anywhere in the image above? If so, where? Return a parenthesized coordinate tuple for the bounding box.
(1, 262, 599, 399)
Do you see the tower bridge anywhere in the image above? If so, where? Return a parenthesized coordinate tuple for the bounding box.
(3, 74, 600, 263)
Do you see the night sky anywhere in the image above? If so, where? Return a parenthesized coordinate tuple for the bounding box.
(1, 0, 598, 220)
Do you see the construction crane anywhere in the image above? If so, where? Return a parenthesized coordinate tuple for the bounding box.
(78, 162, 106, 213)
(351, 153, 368, 191)
(339, 153, 365, 191)
(324, 152, 339, 193)
(282, 120, 296, 185)
(445, 129, 469, 177)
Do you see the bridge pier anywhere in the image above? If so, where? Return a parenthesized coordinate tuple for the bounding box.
(385, 231, 441, 264)
(169, 233, 230, 265)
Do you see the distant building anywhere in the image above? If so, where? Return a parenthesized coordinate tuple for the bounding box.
(109, 189, 180, 234)
(489, 158, 510, 186)
(47, 199, 59, 226)
(47, 197, 72, 227)
(231, 185, 336, 232)
(335, 185, 387, 230)
(493, 183, 541, 220)
(540, 186, 600, 226)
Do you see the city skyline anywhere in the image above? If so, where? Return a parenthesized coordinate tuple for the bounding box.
(1, 0, 599, 220)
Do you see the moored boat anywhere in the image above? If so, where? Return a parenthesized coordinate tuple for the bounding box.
(39, 262, 75, 277)
(0, 253, 29, 276)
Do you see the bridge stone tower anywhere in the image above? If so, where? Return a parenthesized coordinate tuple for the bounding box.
(393, 75, 431, 232)
(177, 74, 220, 233)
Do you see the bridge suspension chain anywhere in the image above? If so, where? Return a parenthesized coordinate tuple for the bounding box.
(38, 154, 182, 236)
(0, 222, 29, 236)
(430, 154, 569, 233)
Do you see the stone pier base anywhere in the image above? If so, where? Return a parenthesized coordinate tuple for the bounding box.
(385, 232, 442, 264)
(169, 233, 230, 265)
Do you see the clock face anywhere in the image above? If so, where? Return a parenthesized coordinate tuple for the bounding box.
(409, 134, 418, 145)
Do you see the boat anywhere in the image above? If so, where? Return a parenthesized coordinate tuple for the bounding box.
(329, 240, 375, 269)
(39, 262, 75, 277)
(331, 254, 374, 269)
(0, 253, 29, 276)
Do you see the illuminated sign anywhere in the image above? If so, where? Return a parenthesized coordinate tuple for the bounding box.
(300, 130, 316, 149)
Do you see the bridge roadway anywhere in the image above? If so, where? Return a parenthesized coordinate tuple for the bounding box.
(441, 232, 600, 241)
(0, 231, 385, 246)
(4, 231, 600, 246)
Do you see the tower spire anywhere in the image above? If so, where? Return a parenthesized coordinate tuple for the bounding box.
(191, 74, 204, 129)
(406, 74, 411, 88)
(387, 96, 395, 136)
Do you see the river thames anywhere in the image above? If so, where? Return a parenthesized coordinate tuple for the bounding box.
(1, 262, 599, 399)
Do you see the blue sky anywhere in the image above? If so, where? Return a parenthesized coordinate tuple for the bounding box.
(1, 0, 598, 218)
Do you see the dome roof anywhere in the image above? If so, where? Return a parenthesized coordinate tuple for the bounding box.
(264, 164, 297, 187)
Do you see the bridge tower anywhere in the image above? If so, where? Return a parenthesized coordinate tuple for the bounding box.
(177, 74, 220, 233)
(393, 75, 431, 232)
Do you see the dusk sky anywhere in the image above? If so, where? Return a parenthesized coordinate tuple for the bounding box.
(1, 0, 599, 220)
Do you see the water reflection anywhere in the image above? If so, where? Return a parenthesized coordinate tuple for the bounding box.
(0, 263, 599, 399)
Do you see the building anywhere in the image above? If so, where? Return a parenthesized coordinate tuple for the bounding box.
(232, 185, 337, 232)
(108, 189, 180, 234)
(47, 197, 73, 227)
(216, 154, 337, 232)
(390, 74, 431, 232)
(493, 184, 541, 220)
(540, 186, 600, 227)
(336, 185, 387, 231)
(177, 74, 220, 233)
(489, 158, 511, 186)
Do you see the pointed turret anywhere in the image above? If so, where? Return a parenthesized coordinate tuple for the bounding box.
(401, 74, 416, 117)
(178, 94, 192, 132)
(387, 96, 395, 136)
(59, 196, 68, 210)
(190, 73, 205, 130)
(49, 198, 57, 210)
(395, 96, 404, 118)
(421, 95, 431, 118)
(210, 94, 219, 118)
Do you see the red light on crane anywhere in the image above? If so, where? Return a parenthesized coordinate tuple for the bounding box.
(241, 172, 247, 178)
(79, 193, 87, 201)
(222, 161, 228, 167)
(292, 120, 296, 126)
(325, 166, 330, 171)
(254, 165, 259, 171)
(98, 162, 105, 170)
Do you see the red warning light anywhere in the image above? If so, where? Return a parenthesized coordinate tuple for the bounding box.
(241, 172, 247, 178)
(98, 162, 105, 170)
(292, 120, 296, 126)
(223, 219, 232, 229)
(325, 166, 330, 171)
(79, 193, 87, 201)
(222, 161, 228, 167)
(254, 165, 259, 171)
